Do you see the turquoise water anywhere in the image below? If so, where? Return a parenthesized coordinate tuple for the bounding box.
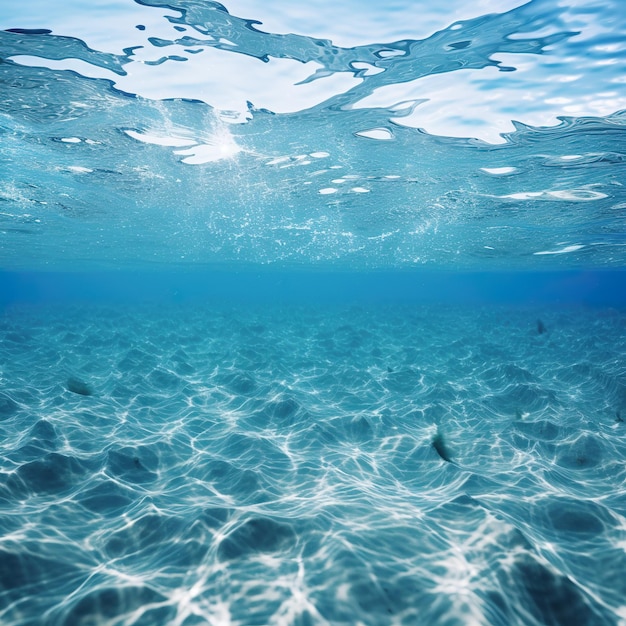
(1, 1, 626, 625)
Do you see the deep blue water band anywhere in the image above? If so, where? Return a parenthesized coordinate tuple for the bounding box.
(2, 270, 625, 307)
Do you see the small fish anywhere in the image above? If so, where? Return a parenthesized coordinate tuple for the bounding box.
(432, 429, 453, 463)
(537, 319, 546, 335)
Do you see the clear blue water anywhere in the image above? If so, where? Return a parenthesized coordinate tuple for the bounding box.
(1, 1, 626, 625)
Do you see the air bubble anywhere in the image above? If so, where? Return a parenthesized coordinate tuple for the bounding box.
(355, 128, 393, 140)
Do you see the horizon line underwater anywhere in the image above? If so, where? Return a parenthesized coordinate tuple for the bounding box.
(1, 0, 626, 625)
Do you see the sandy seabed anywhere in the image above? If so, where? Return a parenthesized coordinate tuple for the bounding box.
(1, 302, 625, 625)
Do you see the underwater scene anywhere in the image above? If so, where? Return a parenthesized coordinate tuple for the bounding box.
(1, 0, 626, 625)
